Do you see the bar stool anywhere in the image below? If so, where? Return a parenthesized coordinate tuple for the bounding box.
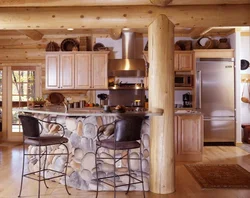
(18, 115, 71, 198)
(95, 116, 145, 198)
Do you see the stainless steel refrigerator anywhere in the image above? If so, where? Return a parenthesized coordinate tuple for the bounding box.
(196, 58, 235, 144)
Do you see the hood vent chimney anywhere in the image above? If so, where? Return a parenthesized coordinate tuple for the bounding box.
(108, 31, 146, 77)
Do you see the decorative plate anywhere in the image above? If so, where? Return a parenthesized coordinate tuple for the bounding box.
(61, 38, 79, 51)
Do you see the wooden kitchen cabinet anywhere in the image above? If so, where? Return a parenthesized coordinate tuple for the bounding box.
(74, 53, 91, 89)
(175, 114, 203, 161)
(46, 51, 109, 90)
(174, 51, 193, 71)
(46, 53, 74, 89)
(91, 53, 108, 89)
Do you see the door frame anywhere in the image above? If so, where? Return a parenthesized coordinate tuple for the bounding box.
(1, 63, 42, 142)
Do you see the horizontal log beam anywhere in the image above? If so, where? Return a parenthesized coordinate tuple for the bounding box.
(0, 0, 248, 7)
(0, 0, 151, 7)
(0, 5, 249, 29)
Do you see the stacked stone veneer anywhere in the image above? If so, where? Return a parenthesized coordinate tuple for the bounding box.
(27, 114, 150, 191)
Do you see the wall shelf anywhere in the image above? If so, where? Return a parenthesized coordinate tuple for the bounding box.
(175, 87, 193, 90)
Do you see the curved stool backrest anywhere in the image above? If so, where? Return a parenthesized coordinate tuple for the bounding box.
(18, 115, 40, 138)
(114, 116, 144, 142)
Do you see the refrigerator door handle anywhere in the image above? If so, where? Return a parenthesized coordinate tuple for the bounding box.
(196, 70, 202, 109)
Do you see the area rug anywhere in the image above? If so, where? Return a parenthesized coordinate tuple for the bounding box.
(185, 164, 250, 189)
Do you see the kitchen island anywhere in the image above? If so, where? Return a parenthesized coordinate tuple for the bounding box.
(15, 107, 203, 191)
(15, 106, 162, 191)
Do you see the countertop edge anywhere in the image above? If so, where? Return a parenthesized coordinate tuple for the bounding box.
(13, 107, 163, 117)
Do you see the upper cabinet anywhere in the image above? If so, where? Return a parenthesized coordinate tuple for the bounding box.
(46, 51, 109, 90)
(174, 51, 193, 71)
(92, 54, 108, 89)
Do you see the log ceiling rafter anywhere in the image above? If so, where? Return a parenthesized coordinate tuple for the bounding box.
(0, 0, 249, 7)
(0, 5, 249, 30)
(189, 27, 212, 39)
(17, 30, 44, 41)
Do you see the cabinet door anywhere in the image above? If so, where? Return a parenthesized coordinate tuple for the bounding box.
(178, 53, 193, 71)
(174, 52, 179, 71)
(60, 54, 75, 89)
(46, 54, 60, 89)
(75, 53, 91, 89)
(176, 115, 203, 161)
(91, 54, 108, 89)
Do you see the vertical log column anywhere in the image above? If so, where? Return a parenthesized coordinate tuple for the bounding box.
(148, 14, 175, 194)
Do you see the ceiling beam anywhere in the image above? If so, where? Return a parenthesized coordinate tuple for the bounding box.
(189, 27, 212, 39)
(0, 0, 152, 7)
(17, 30, 44, 40)
(0, 5, 249, 29)
(168, 0, 250, 5)
(0, 0, 248, 7)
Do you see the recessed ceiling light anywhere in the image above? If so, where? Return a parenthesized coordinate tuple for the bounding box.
(67, 28, 74, 31)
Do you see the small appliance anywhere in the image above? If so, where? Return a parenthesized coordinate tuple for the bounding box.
(97, 93, 108, 106)
(175, 75, 193, 87)
(183, 92, 192, 108)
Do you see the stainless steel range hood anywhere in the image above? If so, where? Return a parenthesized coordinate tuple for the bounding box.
(108, 31, 146, 77)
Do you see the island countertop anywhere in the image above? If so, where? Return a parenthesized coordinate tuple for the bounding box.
(14, 106, 163, 117)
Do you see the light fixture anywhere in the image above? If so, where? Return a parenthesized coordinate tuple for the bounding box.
(67, 28, 74, 31)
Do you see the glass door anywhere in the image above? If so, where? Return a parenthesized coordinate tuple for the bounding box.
(0, 65, 40, 141)
(11, 68, 36, 133)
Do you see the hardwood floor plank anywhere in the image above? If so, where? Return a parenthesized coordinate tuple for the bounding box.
(1, 145, 250, 198)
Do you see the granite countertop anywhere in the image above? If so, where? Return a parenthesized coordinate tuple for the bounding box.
(174, 110, 203, 115)
(14, 107, 163, 117)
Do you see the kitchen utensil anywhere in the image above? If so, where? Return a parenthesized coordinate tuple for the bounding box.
(241, 59, 250, 70)
(103, 105, 111, 112)
(241, 82, 250, 103)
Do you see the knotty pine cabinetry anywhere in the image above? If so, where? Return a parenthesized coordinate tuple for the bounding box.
(46, 51, 109, 90)
(174, 51, 195, 109)
(174, 51, 193, 71)
(175, 114, 203, 161)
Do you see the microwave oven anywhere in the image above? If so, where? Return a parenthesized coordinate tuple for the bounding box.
(175, 75, 193, 87)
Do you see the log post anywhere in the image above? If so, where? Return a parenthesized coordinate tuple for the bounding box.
(148, 14, 175, 194)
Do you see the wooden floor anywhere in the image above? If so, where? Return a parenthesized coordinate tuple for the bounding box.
(1, 145, 250, 198)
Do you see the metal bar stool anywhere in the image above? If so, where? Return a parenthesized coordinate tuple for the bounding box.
(18, 114, 71, 198)
(95, 116, 145, 198)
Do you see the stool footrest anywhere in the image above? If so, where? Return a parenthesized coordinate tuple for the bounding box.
(23, 169, 66, 182)
(97, 173, 143, 187)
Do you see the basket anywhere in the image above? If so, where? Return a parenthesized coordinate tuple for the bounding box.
(46, 41, 60, 51)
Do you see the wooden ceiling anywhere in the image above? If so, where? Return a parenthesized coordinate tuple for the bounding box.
(0, 0, 249, 7)
(0, 0, 249, 40)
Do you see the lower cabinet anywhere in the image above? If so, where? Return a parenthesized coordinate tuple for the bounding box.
(175, 114, 204, 161)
